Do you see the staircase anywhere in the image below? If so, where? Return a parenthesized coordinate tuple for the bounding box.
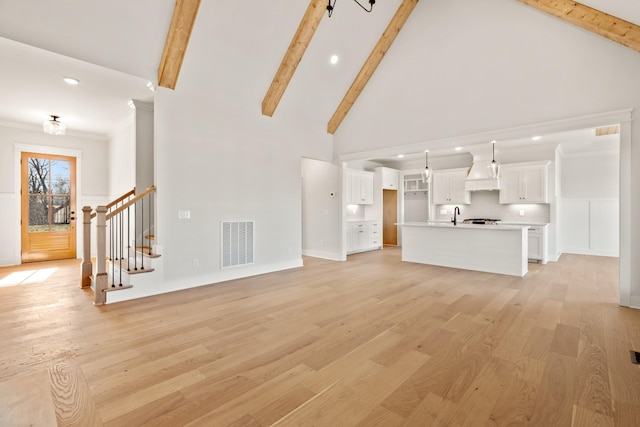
(81, 185, 160, 305)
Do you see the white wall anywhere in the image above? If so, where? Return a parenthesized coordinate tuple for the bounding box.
(134, 101, 154, 192)
(153, 88, 332, 293)
(561, 150, 620, 256)
(334, 0, 640, 306)
(0, 123, 109, 266)
(301, 158, 341, 260)
(107, 112, 136, 197)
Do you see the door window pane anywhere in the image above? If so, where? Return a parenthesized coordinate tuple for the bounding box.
(51, 160, 71, 195)
(27, 158, 50, 194)
(28, 195, 50, 232)
(52, 196, 71, 231)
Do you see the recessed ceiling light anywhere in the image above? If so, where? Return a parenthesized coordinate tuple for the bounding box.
(330, 55, 339, 65)
(146, 81, 156, 92)
(490, 140, 497, 144)
(532, 136, 542, 141)
(397, 154, 404, 158)
(63, 77, 79, 85)
(455, 147, 462, 151)
(424, 149, 429, 153)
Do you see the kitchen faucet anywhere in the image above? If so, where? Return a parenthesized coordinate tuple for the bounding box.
(452, 206, 461, 226)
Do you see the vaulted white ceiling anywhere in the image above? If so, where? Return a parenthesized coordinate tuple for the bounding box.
(0, 0, 638, 137)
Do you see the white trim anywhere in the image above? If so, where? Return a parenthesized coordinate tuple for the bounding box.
(338, 109, 633, 162)
(618, 119, 632, 307)
(14, 143, 84, 264)
(0, 119, 107, 140)
(131, 100, 154, 112)
(302, 249, 342, 261)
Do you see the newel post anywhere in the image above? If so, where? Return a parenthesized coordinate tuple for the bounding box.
(80, 206, 93, 288)
(94, 206, 108, 305)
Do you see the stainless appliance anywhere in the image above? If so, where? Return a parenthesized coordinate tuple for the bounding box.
(462, 218, 501, 225)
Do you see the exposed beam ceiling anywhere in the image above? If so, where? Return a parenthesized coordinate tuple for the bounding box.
(262, 0, 326, 117)
(327, 0, 420, 135)
(519, 0, 640, 54)
(158, 0, 201, 90)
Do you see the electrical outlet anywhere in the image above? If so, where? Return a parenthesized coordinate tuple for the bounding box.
(519, 209, 525, 216)
(178, 210, 191, 219)
(440, 209, 447, 215)
(192, 258, 199, 267)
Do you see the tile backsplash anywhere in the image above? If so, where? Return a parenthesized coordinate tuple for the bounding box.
(433, 191, 550, 223)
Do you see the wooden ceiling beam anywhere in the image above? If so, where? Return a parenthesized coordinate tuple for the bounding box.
(158, 0, 201, 90)
(262, 0, 326, 117)
(519, 0, 640, 54)
(327, 0, 419, 135)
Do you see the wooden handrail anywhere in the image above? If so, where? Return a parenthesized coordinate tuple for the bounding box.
(106, 185, 156, 220)
(90, 187, 137, 219)
(106, 187, 136, 210)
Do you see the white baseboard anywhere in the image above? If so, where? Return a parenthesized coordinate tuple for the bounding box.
(302, 249, 342, 261)
(0, 257, 20, 267)
(628, 295, 640, 310)
(563, 248, 619, 258)
(105, 259, 304, 304)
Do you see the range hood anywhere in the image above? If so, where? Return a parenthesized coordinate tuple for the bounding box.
(464, 145, 501, 191)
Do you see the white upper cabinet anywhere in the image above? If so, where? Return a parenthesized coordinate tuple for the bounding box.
(346, 169, 374, 204)
(432, 168, 471, 205)
(499, 161, 550, 204)
(380, 167, 399, 190)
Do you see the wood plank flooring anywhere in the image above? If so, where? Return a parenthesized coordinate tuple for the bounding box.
(0, 248, 639, 426)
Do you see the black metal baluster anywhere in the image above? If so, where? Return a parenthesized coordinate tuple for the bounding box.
(134, 200, 138, 271)
(141, 197, 145, 270)
(119, 210, 123, 286)
(148, 191, 152, 255)
(110, 217, 115, 288)
(127, 205, 131, 272)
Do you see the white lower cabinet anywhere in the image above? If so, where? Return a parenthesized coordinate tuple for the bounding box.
(347, 221, 382, 254)
(527, 225, 548, 263)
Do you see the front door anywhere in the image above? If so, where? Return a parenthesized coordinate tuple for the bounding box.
(21, 152, 77, 262)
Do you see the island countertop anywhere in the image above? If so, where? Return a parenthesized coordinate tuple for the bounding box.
(397, 221, 531, 231)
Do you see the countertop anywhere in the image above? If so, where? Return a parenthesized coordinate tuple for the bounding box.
(397, 221, 530, 231)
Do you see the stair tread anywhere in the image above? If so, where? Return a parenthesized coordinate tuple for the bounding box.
(134, 246, 161, 258)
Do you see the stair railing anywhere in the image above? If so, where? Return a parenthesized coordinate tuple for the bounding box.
(81, 186, 155, 305)
(81, 187, 135, 289)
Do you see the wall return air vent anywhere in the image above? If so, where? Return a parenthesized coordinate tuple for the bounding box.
(221, 221, 254, 268)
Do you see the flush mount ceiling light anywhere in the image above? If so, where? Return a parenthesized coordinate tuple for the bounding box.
(421, 150, 431, 184)
(43, 115, 66, 136)
(326, 0, 375, 17)
(330, 55, 339, 65)
(63, 77, 79, 85)
(489, 140, 500, 179)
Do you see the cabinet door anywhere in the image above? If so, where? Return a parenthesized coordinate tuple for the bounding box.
(360, 173, 374, 204)
(528, 231, 542, 260)
(499, 169, 522, 204)
(382, 169, 399, 190)
(522, 167, 547, 203)
(432, 174, 449, 204)
(346, 226, 354, 252)
(448, 171, 470, 204)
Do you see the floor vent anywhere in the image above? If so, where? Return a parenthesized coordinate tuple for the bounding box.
(631, 350, 640, 365)
(222, 221, 254, 268)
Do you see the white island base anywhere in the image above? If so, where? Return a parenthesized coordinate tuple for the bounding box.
(400, 222, 529, 277)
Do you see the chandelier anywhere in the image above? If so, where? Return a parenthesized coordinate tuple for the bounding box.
(327, 0, 375, 17)
(43, 115, 66, 136)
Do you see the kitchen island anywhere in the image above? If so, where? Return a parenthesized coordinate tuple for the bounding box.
(399, 222, 529, 277)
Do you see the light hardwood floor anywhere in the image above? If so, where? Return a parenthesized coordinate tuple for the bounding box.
(1, 248, 639, 426)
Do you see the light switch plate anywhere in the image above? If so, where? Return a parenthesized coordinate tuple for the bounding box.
(519, 210, 525, 216)
(178, 210, 191, 219)
(440, 209, 447, 215)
